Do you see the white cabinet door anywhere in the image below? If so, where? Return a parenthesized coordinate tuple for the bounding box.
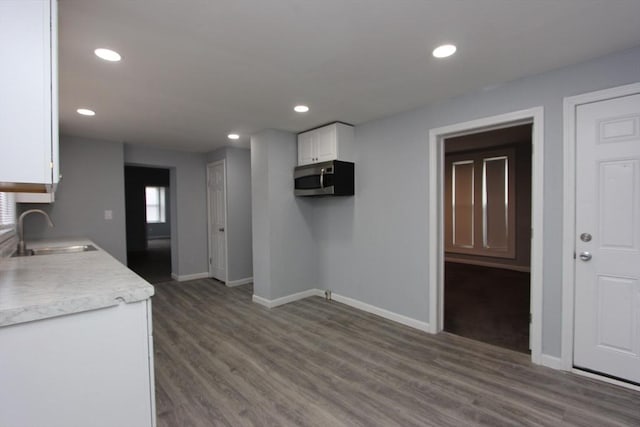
(315, 125, 338, 162)
(298, 131, 316, 165)
(0, 0, 57, 188)
(573, 92, 640, 384)
(0, 300, 155, 427)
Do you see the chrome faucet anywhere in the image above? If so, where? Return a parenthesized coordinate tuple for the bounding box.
(17, 209, 54, 256)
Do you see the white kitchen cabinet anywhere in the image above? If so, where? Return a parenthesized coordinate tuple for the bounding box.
(0, 0, 59, 192)
(297, 122, 354, 165)
(0, 300, 156, 427)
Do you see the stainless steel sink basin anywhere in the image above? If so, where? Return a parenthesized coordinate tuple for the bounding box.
(13, 244, 98, 257)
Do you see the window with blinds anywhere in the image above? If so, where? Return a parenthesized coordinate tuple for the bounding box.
(0, 192, 17, 244)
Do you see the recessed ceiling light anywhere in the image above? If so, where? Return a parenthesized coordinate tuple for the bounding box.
(77, 108, 96, 116)
(432, 44, 457, 58)
(228, 133, 240, 140)
(94, 48, 121, 62)
(294, 105, 310, 113)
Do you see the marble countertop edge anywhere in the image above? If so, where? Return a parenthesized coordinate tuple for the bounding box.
(0, 238, 155, 328)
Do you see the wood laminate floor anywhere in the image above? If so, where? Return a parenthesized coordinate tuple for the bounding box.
(153, 279, 640, 427)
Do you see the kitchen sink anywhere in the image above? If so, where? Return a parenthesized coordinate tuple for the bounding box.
(12, 244, 98, 257)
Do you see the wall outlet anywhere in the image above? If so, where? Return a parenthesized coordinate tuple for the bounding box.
(104, 210, 113, 220)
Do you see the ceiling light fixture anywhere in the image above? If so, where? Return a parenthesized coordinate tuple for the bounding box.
(94, 48, 121, 62)
(228, 133, 240, 140)
(432, 44, 457, 58)
(77, 108, 96, 116)
(294, 105, 310, 113)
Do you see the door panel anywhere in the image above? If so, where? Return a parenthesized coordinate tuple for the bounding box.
(599, 160, 638, 249)
(574, 92, 640, 384)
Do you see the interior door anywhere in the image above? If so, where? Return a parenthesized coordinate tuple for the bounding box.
(207, 161, 226, 282)
(574, 92, 640, 384)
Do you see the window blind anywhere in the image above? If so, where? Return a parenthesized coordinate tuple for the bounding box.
(0, 192, 16, 230)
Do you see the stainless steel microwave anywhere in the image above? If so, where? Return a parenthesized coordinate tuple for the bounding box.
(294, 160, 354, 197)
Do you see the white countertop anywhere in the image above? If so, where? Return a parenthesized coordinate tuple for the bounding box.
(0, 238, 154, 327)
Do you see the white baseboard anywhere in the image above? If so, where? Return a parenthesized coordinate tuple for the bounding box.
(331, 292, 430, 332)
(251, 288, 429, 333)
(226, 276, 253, 287)
(171, 272, 210, 282)
(540, 354, 564, 370)
(252, 289, 323, 309)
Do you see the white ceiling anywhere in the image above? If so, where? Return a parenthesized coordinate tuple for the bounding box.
(58, 0, 640, 152)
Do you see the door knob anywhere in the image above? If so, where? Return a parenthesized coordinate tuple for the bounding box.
(218, 227, 225, 232)
(579, 251, 592, 261)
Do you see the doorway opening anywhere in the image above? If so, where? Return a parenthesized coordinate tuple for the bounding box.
(428, 107, 544, 364)
(125, 165, 172, 283)
(443, 125, 532, 353)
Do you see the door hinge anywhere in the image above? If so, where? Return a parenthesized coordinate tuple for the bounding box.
(50, 161, 54, 169)
(529, 313, 532, 324)
(209, 257, 212, 265)
(573, 252, 576, 260)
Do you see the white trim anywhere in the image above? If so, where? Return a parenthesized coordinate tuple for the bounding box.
(206, 160, 229, 283)
(572, 369, 640, 392)
(428, 107, 544, 365)
(171, 272, 210, 282)
(251, 288, 430, 332)
(252, 289, 323, 309)
(226, 276, 253, 287)
(540, 354, 564, 370)
(561, 82, 640, 371)
(331, 293, 430, 332)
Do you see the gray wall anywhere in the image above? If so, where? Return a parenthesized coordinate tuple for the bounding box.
(251, 130, 318, 300)
(124, 144, 208, 278)
(207, 146, 253, 281)
(19, 136, 127, 263)
(313, 45, 640, 358)
(253, 45, 640, 359)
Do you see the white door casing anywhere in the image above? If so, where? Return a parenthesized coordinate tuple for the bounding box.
(572, 93, 640, 384)
(428, 107, 544, 365)
(207, 161, 227, 282)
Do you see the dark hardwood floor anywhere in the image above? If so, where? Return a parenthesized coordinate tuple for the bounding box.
(445, 262, 530, 353)
(153, 279, 640, 427)
(128, 238, 172, 283)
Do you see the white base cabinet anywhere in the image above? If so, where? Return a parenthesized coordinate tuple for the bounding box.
(297, 122, 354, 166)
(0, 300, 156, 427)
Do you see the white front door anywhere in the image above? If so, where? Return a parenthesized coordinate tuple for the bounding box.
(207, 161, 226, 282)
(574, 92, 640, 384)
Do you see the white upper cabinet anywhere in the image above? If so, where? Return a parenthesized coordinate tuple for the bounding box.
(297, 122, 354, 166)
(0, 0, 59, 192)
(297, 131, 315, 165)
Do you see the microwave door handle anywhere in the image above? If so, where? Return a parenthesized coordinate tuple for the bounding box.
(320, 168, 324, 189)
